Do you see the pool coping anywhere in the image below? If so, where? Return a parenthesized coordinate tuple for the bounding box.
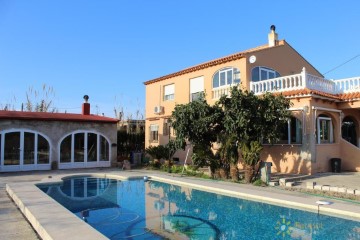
(6, 171, 360, 240)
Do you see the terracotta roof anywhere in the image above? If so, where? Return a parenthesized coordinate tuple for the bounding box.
(338, 92, 360, 100)
(0, 110, 118, 123)
(144, 41, 286, 85)
(279, 88, 341, 100)
(274, 88, 360, 101)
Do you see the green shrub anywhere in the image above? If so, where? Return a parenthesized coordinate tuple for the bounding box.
(149, 159, 161, 169)
(253, 179, 267, 187)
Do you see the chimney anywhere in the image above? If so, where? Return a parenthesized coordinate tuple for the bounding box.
(268, 25, 278, 47)
(82, 95, 90, 115)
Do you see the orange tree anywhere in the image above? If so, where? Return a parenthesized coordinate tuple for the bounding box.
(218, 88, 292, 183)
(171, 96, 223, 175)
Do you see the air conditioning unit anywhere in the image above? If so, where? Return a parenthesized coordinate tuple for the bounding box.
(154, 106, 163, 114)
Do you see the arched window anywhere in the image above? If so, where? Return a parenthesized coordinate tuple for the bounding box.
(317, 114, 334, 144)
(212, 67, 240, 88)
(277, 117, 302, 144)
(342, 116, 357, 146)
(0, 130, 50, 166)
(60, 131, 110, 163)
(251, 66, 280, 82)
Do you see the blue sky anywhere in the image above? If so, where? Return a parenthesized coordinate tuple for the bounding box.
(1, 1, 359, 118)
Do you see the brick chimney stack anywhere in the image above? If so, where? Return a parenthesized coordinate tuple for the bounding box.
(82, 95, 90, 115)
(268, 25, 278, 47)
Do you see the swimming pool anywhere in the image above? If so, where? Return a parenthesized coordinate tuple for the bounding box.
(38, 177, 360, 239)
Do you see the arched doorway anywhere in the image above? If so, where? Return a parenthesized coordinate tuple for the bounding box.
(59, 131, 110, 169)
(342, 116, 357, 146)
(0, 130, 50, 171)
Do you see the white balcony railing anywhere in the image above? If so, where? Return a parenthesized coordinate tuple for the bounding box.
(212, 85, 233, 99)
(211, 68, 360, 99)
(250, 67, 360, 96)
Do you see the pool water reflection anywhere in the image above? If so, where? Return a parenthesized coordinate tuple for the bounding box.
(39, 178, 360, 240)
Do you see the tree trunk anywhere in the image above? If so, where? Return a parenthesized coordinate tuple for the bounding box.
(230, 165, 239, 181)
(244, 165, 255, 183)
(213, 169, 221, 179)
(219, 167, 228, 179)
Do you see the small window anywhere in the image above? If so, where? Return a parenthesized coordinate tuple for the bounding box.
(150, 124, 159, 142)
(251, 66, 280, 82)
(212, 67, 240, 88)
(317, 115, 334, 144)
(190, 76, 204, 102)
(164, 84, 175, 101)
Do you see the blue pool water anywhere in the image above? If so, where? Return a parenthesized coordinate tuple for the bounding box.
(38, 177, 360, 240)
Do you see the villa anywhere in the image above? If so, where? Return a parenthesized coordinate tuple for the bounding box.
(0, 97, 118, 172)
(144, 26, 360, 175)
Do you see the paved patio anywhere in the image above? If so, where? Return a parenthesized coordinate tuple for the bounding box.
(2, 168, 360, 239)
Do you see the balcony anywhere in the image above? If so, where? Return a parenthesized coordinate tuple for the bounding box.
(250, 67, 360, 96)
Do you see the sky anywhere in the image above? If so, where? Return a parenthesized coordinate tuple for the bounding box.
(1, 1, 360, 118)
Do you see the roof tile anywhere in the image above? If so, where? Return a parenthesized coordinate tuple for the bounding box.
(0, 111, 118, 123)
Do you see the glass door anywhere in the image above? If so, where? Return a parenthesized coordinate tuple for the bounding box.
(4, 132, 20, 165)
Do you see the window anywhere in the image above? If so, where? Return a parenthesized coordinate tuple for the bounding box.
(212, 67, 240, 88)
(317, 115, 334, 144)
(251, 66, 280, 82)
(87, 133, 97, 162)
(23, 132, 35, 164)
(4, 132, 20, 165)
(150, 124, 159, 142)
(1, 130, 50, 166)
(74, 133, 85, 162)
(164, 84, 175, 101)
(60, 135, 72, 163)
(100, 136, 109, 161)
(60, 132, 110, 163)
(38, 135, 50, 164)
(190, 76, 204, 101)
(274, 117, 302, 144)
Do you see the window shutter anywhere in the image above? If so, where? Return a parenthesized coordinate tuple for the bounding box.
(190, 76, 204, 94)
(164, 84, 175, 95)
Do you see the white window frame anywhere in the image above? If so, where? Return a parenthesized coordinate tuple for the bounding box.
(0, 129, 51, 171)
(251, 66, 280, 82)
(190, 76, 204, 101)
(59, 131, 111, 164)
(164, 84, 175, 101)
(212, 67, 240, 89)
(317, 116, 334, 144)
(264, 117, 302, 145)
(149, 124, 159, 142)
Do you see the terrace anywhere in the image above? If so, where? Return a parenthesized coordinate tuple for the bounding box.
(251, 67, 360, 96)
(212, 68, 360, 99)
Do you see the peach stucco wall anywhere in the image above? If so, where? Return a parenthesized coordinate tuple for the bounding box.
(144, 40, 360, 175)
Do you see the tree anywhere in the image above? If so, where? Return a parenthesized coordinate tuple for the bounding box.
(171, 96, 223, 175)
(219, 88, 292, 183)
